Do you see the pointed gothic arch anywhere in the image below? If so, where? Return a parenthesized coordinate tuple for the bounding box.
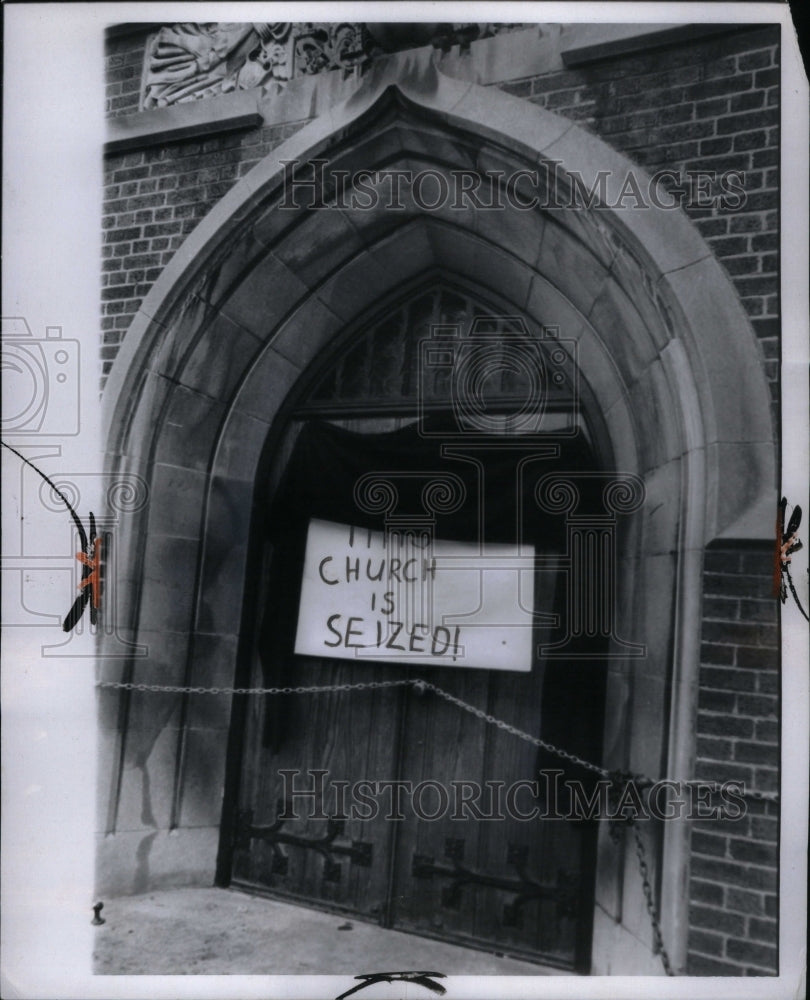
(98, 47, 774, 975)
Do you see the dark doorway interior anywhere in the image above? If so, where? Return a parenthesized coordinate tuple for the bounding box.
(219, 284, 609, 972)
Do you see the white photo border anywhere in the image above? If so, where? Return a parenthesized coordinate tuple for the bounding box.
(2, 3, 807, 998)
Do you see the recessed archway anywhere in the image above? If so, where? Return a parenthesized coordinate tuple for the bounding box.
(98, 46, 774, 975)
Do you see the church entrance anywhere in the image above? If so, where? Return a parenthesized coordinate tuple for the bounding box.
(225, 282, 615, 971)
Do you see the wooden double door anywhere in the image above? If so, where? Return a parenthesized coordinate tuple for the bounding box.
(229, 649, 598, 971)
(224, 286, 605, 968)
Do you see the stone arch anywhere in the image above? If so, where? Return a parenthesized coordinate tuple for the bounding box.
(98, 47, 774, 974)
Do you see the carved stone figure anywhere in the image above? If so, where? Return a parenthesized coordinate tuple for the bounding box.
(231, 23, 295, 93)
(142, 22, 369, 109)
(294, 23, 369, 75)
(143, 23, 259, 108)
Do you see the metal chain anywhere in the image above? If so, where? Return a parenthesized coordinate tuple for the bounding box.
(410, 678, 612, 778)
(98, 676, 613, 777)
(418, 682, 778, 803)
(96, 676, 780, 803)
(97, 673, 785, 975)
(96, 678, 416, 697)
(631, 824, 675, 976)
(726, 785, 779, 804)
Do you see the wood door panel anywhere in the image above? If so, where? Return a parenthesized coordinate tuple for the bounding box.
(388, 666, 584, 967)
(390, 669, 491, 938)
(232, 656, 407, 920)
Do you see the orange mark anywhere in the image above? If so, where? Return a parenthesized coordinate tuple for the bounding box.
(77, 536, 103, 610)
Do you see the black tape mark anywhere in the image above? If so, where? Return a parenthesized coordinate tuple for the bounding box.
(2, 440, 101, 630)
(334, 971, 447, 1000)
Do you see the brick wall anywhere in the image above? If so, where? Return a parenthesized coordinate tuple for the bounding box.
(105, 32, 147, 118)
(102, 29, 311, 384)
(686, 542, 779, 975)
(496, 24, 780, 428)
(101, 120, 309, 382)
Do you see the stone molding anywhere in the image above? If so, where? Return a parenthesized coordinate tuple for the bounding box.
(559, 22, 738, 67)
(106, 21, 758, 157)
(105, 91, 263, 155)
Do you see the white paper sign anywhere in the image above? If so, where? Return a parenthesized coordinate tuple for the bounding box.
(294, 518, 537, 671)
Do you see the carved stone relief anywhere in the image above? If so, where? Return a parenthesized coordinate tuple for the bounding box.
(142, 22, 372, 108)
(141, 22, 523, 109)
